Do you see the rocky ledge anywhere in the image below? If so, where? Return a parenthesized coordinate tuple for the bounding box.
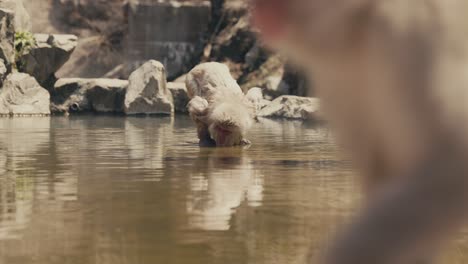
(51, 78, 128, 114)
(0, 0, 323, 122)
(18, 34, 78, 87)
(258, 96, 322, 121)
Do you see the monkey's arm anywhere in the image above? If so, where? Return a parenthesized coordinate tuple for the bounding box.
(188, 96, 209, 117)
(188, 97, 216, 146)
(322, 149, 468, 264)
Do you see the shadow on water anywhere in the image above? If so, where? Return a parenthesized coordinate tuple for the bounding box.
(0, 116, 465, 263)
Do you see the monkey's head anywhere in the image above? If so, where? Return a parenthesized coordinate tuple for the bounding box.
(252, 0, 372, 67)
(208, 100, 254, 147)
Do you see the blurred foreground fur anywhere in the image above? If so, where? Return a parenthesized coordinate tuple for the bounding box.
(186, 62, 255, 147)
(253, 0, 468, 263)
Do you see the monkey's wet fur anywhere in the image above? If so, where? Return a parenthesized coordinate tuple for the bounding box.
(186, 62, 255, 147)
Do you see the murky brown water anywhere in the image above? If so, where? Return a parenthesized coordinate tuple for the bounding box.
(0, 116, 466, 264)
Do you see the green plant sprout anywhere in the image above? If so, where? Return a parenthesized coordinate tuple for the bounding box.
(14, 31, 36, 70)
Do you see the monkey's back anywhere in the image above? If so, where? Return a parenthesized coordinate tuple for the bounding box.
(185, 62, 244, 101)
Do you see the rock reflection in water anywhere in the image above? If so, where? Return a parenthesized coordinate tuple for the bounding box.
(0, 118, 52, 239)
(124, 117, 174, 179)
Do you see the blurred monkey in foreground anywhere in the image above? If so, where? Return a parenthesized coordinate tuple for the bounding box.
(186, 62, 255, 147)
(253, 0, 468, 263)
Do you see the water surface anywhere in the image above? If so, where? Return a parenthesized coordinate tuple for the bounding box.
(0, 116, 464, 263)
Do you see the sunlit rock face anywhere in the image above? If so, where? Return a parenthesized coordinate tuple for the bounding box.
(124, 60, 174, 115)
(127, 0, 211, 79)
(51, 78, 128, 114)
(0, 0, 31, 31)
(0, 73, 50, 116)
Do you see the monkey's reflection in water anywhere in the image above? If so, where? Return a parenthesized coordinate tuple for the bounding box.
(186, 147, 263, 231)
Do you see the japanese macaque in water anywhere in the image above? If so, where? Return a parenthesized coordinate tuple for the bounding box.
(186, 62, 255, 147)
(253, 0, 468, 263)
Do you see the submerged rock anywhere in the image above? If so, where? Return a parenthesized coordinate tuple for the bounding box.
(258, 95, 321, 121)
(167, 82, 189, 114)
(0, 0, 31, 31)
(51, 78, 128, 114)
(18, 34, 78, 86)
(0, 73, 50, 115)
(124, 60, 174, 115)
(0, 8, 14, 73)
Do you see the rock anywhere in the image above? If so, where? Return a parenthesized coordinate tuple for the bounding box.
(51, 78, 128, 114)
(167, 82, 189, 114)
(282, 65, 313, 97)
(173, 74, 187, 83)
(259, 98, 272, 110)
(0, 59, 7, 86)
(18, 34, 78, 86)
(0, 8, 14, 73)
(245, 87, 268, 113)
(205, 1, 255, 63)
(124, 60, 174, 115)
(246, 87, 262, 103)
(263, 75, 290, 100)
(204, 0, 284, 87)
(258, 95, 321, 121)
(0, 73, 50, 116)
(239, 54, 285, 92)
(102, 64, 125, 79)
(244, 43, 261, 69)
(22, 0, 127, 79)
(0, 0, 31, 31)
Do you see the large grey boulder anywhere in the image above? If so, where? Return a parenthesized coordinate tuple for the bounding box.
(124, 60, 174, 115)
(51, 78, 128, 114)
(0, 0, 31, 31)
(167, 82, 189, 114)
(258, 95, 321, 121)
(0, 73, 50, 115)
(18, 34, 78, 86)
(0, 8, 14, 73)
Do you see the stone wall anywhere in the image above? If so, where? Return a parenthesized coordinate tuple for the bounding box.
(127, 0, 211, 78)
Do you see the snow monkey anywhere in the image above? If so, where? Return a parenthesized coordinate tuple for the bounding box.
(253, 0, 468, 263)
(186, 62, 255, 147)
